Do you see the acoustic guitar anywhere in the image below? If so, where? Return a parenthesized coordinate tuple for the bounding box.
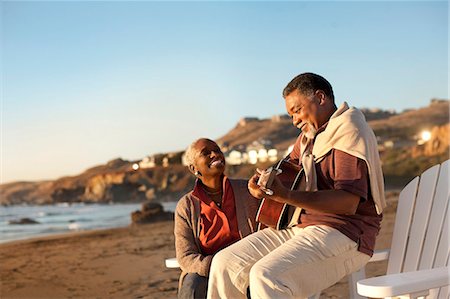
(255, 159, 304, 230)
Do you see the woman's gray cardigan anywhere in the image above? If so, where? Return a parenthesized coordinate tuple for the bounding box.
(174, 179, 259, 282)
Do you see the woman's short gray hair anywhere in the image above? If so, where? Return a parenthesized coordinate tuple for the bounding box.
(184, 138, 203, 167)
(184, 138, 216, 167)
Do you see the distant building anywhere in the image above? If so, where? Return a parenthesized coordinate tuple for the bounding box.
(247, 150, 258, 164)
(162, 157, 169, 167)
(271, 114, 290, 122)
(384, 140, 394, 148)
(139, 152, 183, 168)
(163, 152, 183, 167)
(139, 156, 156, 169)
(360, 107, 397, 121)
(225, 150, 244, 165)
(430, 98, 448, 105)
(224, 139, 281, 165)
(267, 149, 278, 162)
(239, 117, 259, 126)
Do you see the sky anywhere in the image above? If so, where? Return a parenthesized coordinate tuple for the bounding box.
(1, 1, 448, 183)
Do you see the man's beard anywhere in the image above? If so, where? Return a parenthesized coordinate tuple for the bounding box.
(298, 121, 317, 140)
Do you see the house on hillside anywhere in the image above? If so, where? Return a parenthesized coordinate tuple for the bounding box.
(224, 140, 279, 165)
(246, 140, 269, 164)
(271, 114, 290, 122)
(225, 149, 245, 165)
(139, 156, 156, 169)
(239, 117, 259, 127)
(139, 152, 183, 168)
(224, 144, 247, 165)
(377, 137, 417, 153)
(162, 152, 183, 167)
(430, 98, 448, 105)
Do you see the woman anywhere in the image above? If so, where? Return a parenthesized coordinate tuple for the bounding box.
(174, 138, 258, 299)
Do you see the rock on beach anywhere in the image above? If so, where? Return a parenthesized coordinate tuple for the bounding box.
(8, 218, 40, 225)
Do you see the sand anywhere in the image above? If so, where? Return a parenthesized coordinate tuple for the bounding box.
(0, 192, 398, 299)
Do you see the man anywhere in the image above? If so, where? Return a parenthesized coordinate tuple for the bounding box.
(207, 73, 386, 298)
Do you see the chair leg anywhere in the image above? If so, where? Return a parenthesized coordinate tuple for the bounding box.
(397, 290, 429, 299)
(349, 267, 367, 299)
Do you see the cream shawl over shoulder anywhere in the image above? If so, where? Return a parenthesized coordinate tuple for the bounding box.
(312, 102, 386, 214)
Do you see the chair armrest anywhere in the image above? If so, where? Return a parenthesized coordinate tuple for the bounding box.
(165, 257, 180, 268)
(368, 249, 390, 263)
(357, 266, 450, 298)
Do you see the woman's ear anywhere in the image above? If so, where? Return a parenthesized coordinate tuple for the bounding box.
(188, 164, 196, 175)
(189, 164, 202, 176)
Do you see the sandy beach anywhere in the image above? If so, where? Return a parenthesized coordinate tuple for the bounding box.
(0, 192, 398, 299)
(0, 221, 179, 299)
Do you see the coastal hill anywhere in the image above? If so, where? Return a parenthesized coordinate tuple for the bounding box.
(1, 100, 448, 206)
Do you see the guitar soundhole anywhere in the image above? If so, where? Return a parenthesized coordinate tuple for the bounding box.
(279, 212, 289, 229)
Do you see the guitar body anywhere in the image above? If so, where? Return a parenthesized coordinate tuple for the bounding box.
(256, 159, 303, 230)
(256, 199, 289, 230)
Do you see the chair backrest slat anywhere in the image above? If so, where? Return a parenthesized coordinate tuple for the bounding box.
(437, 286, 449, 299)
(419, 160, 450, 270)
(432, 173, 450, 299)
(433, 199, 449, 268)
(402, 165, 440, 272)
(387, 176, 419, 274)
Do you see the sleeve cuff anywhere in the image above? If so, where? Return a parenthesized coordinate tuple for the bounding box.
(334, 183, 368, 201)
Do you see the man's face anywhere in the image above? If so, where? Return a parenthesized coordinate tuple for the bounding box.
(284, 89, 320, 132)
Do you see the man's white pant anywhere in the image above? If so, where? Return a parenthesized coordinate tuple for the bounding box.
(207, 225, 370, 299)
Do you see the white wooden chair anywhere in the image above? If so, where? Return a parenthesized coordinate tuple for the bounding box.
(348, 159, 450, 299)
(167, 160, 449, 298)
(165, 257, 180, 268)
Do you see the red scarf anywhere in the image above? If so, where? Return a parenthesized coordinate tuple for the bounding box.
(192, 176, 240, 255)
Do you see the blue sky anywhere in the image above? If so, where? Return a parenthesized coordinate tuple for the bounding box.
(1, 1, 448, 183)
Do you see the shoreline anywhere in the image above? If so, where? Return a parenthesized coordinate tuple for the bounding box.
(1, 201, 177, 244)
(0, 225, 131, 246)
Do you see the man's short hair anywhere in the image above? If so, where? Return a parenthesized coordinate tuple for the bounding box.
(283, 73, 335, 102)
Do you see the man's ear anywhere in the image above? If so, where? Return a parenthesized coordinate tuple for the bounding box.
(315, 90, 327, 104)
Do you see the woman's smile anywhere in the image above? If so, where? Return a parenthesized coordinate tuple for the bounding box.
(209, 159, 224, 168)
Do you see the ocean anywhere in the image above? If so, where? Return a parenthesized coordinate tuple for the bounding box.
(0, 201, 178, 243)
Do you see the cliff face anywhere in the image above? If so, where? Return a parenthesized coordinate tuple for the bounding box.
(0, 162, 194, 206)
(84, 172, 127, 202)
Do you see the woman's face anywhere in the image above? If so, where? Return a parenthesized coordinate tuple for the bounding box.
(192, 139, 225, 178)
